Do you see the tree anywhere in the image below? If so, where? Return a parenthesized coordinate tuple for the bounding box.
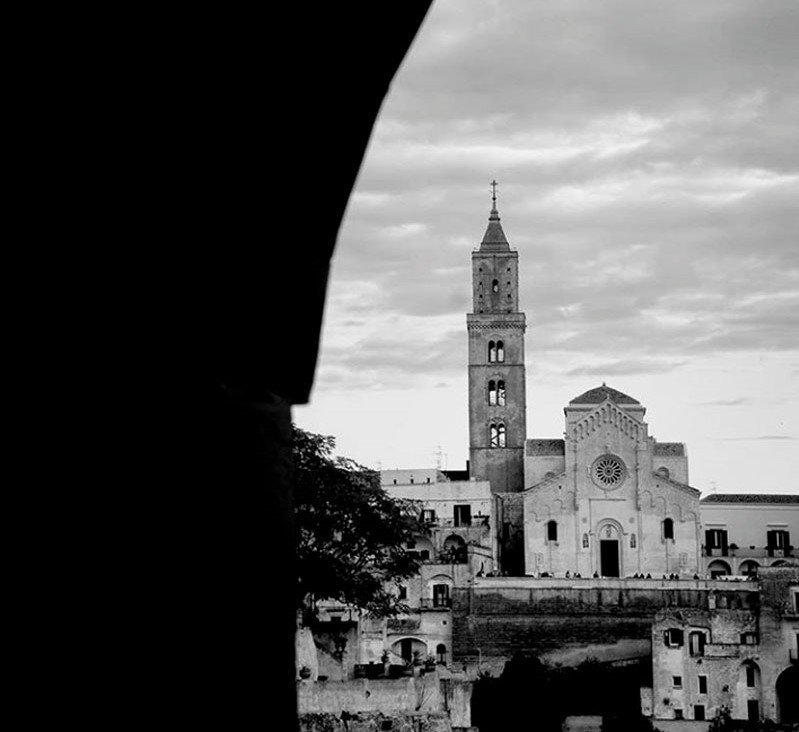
(293, 425, 425, 618)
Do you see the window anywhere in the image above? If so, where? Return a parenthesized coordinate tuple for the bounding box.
(794, 590, 799, 613)
(674, 709, 683, 720)
(767, 529, 790, 552)
(741, 632, 758, 646)
(491, 423, 506, 447)
(488, 341, 497, 362)
(698, 676, 707, 694)
(488, 380, 497, 405)
(582, 533, 589, 549)
(497, 380, 506, 406)
(745, 664, 757, 688)
(664, 629, 684, 647)
(454, 505, 472, 527)
(663, 518, 674, 540)
(496, 340, 504, 362)
(694, 705, 705, 721)
(630, 533, 636, 549)
(410, 478, 414, 484)
(705, 528, 728, 555)
(673, 676, 682, 688)
(436, 643, 447, 664)
(398, 585, 407, 600)
(433, 584, 450, 608)
(422, 509, 436, 523)
(547, 520, 558, 542)
(689, 631, 705, 657)
(492, 279, 498, 293)
(393, 479, 397, 484)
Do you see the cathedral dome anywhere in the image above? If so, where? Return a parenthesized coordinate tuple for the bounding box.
(569, 384, 640, 405)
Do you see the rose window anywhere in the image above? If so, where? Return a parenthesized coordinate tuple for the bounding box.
(592, 455, 625, 489)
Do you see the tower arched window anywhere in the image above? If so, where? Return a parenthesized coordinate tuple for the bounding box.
(547, 520, 558, 542)
(582, 533, 589, 548)
(497, 380, 506, 406)
(492, 279, 499, 293)
(490, 424, 499, 448)
(488, 380, 497, 406)
(497, 340, 505, 362)
(497, 423, 506, 447)
(630, 533, 637, 548)
(488, 341, 496, 363)
(663, 518, 674, 540)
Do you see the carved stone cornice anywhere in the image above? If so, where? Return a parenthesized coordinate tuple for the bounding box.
(467, 321, 526, 331)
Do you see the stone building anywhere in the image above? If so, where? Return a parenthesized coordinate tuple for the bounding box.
(699, 494, 799, 578)
(467, 191, 526, 493)
(521, 385, 702, 579)
(366, 474, 495, 669)
(645, 567, 798, 725)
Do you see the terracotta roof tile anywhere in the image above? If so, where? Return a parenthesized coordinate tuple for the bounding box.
(569, 384, 640, 405)
(700, 493, 799, 504)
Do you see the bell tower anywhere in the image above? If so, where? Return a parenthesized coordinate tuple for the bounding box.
(466, 182, 527, 492)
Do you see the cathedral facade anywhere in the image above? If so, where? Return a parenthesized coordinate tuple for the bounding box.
(522, 385, 701, 578)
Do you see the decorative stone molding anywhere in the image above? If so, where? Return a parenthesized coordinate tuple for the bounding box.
(467, 321, 526, 330)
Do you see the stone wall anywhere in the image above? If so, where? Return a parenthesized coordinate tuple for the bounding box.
(297, 674, 473, 730)
(451, 581, 758, 673)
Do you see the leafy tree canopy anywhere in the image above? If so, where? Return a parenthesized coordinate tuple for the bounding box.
(293, 425, 425, 618)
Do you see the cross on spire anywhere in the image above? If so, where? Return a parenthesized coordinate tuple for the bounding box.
(490, 179, 498, 208)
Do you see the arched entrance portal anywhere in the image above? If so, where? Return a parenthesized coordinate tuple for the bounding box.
(776, 666, 799, 723)
(598, 522, 621, 577)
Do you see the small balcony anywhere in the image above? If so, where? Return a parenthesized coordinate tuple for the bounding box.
(419, 597, 452, 610)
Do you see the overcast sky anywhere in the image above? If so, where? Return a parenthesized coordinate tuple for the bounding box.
(295, 0, 799, 495)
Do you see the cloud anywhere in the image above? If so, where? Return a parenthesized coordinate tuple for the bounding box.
(695, 398, 749, 407)
(311, 0, 799, 397)
(566, 360, 686, 377)
(711, 435, 795, 442)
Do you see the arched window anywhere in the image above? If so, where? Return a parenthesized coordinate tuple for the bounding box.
(630, 533, 637, 548)
(497, 340, 505, 362)
(497, 380, 506, 406)
(488, 380, 497, 405)
(547, 520, 558, 542)
(663, 518, 674, 540)
(582, 533, 589, 548)
(492, 279, 499, 292)
(497, 423, 506, 447)
(488, 340, 496, 362)
(436, 643, 447, 664)
(490, 424, 499, 447)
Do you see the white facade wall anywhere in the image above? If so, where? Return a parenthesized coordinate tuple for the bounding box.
(523, 396, 700, 578)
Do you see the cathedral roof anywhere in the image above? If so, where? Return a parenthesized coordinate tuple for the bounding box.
(569, 384, 640, 405)
(700, 493, 799, 504)
(479, 203, 511, 251)
(526, 439, 565, 456)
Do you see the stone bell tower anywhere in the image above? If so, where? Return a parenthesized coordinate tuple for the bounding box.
(466, 182, 527, 492)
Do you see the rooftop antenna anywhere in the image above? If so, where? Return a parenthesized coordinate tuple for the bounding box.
(434, 445, 443, 471)
(709, 480, 717, 494)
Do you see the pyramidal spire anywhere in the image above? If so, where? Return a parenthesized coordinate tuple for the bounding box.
(480, 179, 510, 250)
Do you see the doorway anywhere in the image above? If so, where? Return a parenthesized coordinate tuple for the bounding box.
(777, 666, 799, 723)
(600, 540, 620, 577)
